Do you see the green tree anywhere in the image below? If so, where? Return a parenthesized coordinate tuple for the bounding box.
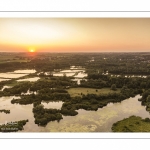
(111, 84, 117, 91)
(146, 95, 150, 102)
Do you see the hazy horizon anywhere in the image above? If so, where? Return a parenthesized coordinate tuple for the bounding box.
(0, 51, 150, 54)
(1, 18, 150, 53)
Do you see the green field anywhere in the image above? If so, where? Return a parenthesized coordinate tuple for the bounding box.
(0, 59, 29, 64)
(67, 87, 120, 97)
(5, 81, 24, 86)
(0, 53, 30, 64)
(112, 116, 150, 132)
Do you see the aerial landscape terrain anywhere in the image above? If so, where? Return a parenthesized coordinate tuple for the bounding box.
(1, 18, 150, 132)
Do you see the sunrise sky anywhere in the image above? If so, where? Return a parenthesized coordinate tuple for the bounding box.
(0, 18, 150, 52)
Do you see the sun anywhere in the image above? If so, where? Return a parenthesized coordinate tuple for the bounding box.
(29, 49, 35, 53)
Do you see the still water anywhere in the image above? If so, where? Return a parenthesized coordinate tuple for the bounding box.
(14, 69, 36, 74)
(52, 66, 87, 77)
(0, 95, 150, 132)
(41, 101, 63, 109)
(60, 69, 85, 73)
(0, 69, 36, 79)
(0, 79, 11, 82)
(53, 72, 75, 77)
(42, 95, 150, 132)
(0, 96, 42, 132)
(74, 72, 88, 78)
(0, 73, 28, 79)
(17, 77, 40, 82)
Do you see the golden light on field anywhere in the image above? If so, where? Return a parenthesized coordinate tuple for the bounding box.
(1, 18, 150, 52)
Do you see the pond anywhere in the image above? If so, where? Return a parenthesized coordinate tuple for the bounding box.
(17, 77, 40, 82)
(70, 66, 85, 69)
(41, 101, 63, 109)
(53, 72, 75, 77)
(0, 96, 43, 132)
(49, 66, 88, 85)
(74, 72, 88, 78)
(52, 66, 86, 78)
(60, 69, 85, 73)
(0, 95, 150, 132)
(0, 73, 28, 79)
(14, 69, 36, 74)
(41, 95, 150, 132)
(0, 69, 36, 79)
(0, 78, 11, 82)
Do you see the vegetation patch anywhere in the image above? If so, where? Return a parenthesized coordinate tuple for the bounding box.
(139, 89, 150, 112)
(0, 109, 10, 114)
(0, 120, 28, 132)
(0, 82, 32, 96)
(33, 104, 63, 126)
(112, 116, 150, 132)
(67, 87, 120, 97)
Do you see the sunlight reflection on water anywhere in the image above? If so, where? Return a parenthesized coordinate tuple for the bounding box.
(0, 95, 150, 132)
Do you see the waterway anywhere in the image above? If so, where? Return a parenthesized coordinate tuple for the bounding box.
(1, 94, 149, 132)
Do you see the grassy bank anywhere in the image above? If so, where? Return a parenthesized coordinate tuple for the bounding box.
(112, 116, 150, 132)
(67, 87, 120, 97)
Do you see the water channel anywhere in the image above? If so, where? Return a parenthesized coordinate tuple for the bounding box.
(0, 95, 150, 132)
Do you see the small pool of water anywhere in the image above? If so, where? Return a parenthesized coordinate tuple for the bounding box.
(41, 101, 63, 109)
(60, 69, 85, 73)
(0, 73, 28, 79)
(74, 72, 88, 78)
(53, 73, 75, 77)
(14, 69, 36, 74)
(70, 66, 85, 69)
(17, 77, 40, 82)
(0, 78, 11, 82)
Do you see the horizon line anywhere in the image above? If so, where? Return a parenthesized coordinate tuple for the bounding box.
(0, 51, 150, 53)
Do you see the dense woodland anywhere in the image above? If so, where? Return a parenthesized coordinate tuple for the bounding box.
(1, 52, 150, 74)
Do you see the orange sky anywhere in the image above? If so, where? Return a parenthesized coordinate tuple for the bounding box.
(0, 18, 150, 52)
